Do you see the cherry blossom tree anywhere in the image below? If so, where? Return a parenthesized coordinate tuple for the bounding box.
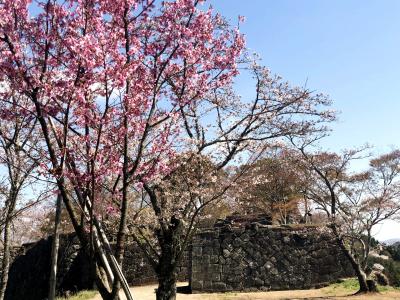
(0, 0, 244, 299)
(339, 150, 400, 272)
(290, 137, 373, 292)
(0, 0, 337, 298)
(290, 138, 400, 293)
(126, 62, 335, 299)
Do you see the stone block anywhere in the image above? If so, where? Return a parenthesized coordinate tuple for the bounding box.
(210, 255, 219, 264)
(213, 282, 227, 291)
(191, 263, 202, 273)
(203, 280, 213, 289)
(203, 246, 213, 255)
(191, 280, 203, 290)
(192, 246, 202, 256)
(201, 254, 210, 264)
(254, 278, 264, 286)
(222, 249, 231, 257)
(210, 263, 221, 273)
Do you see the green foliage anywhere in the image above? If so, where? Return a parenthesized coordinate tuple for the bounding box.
(386, 243, 400, 261)
(384, 260, 400, 287)
(56, 290, 97, 300)
(366, 236, 380, 248)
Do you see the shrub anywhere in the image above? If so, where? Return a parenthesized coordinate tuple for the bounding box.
(366, 256, 400, 287)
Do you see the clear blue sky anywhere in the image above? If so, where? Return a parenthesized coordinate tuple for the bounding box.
(211, 0, 400, 155)
(210, 0, 400, 241)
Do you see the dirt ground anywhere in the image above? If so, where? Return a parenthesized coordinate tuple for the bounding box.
(91, 282, 400, 300)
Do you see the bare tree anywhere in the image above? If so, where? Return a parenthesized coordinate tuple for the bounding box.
(0, 96, 42, 300)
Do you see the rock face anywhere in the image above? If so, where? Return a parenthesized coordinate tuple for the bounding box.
(190, 225, 353, 292)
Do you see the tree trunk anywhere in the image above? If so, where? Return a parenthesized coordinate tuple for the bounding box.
(110, 101, 130, 300)
(110, 193, 128, 300)
(0, 215, 12, 300)
(33, 100, 118, 300)
(155, 232, 179, 300)
(0, 190, 18, 300)
(361, 229, 372, 270)
(48, 194, 62, 300)
(156, 263, 177, 300)
(345, 251, 369, 293)
(332, 225, 370, 293)
(366, 279, 378, 293)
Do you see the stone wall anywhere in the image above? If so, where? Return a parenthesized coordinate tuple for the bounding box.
(5, 234, 189, 300)
(123, 242, 190, 286)
(0, 245, 26, 280)
(5, 224, 354, 298)
(5, 234, 93, 300)
(190, 224, 353, 292)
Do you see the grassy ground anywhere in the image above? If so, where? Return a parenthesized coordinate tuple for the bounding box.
(56, 290, 98, 300)
(66, 278, 400, 300)
(323, 278, 400, 298)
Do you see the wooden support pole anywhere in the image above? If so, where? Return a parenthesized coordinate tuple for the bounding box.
(48, 194, 62, 300)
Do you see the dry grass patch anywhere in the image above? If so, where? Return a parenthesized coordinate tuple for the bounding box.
(56, 290, 98, 300)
